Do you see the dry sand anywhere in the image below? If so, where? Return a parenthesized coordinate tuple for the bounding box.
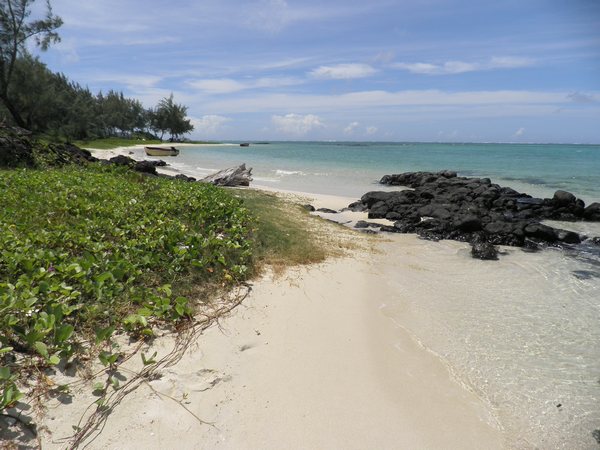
(28, 147, 506, 449)
(36, 251, 503, 449)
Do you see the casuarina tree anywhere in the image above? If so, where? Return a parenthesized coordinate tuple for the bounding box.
(0, 0, 62, 128)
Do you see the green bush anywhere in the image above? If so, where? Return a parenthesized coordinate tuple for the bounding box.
(0, 164, 253, 406)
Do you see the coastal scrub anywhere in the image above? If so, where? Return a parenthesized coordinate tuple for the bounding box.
(0, 164, 253, 408)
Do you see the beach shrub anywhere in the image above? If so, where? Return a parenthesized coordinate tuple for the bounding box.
(0, 164, 253, 409)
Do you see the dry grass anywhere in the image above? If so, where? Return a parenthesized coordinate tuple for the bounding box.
(232, 189, 367, 275)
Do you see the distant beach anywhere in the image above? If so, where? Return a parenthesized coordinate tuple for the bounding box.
(82, 142, 600, 449)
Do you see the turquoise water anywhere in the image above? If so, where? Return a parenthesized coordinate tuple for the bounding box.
(167, 142, 600, 204)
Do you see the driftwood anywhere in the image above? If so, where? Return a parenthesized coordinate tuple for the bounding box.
(202, 164, 253, 186)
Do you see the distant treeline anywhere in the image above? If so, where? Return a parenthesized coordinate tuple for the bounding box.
(1, 55, 193, 142)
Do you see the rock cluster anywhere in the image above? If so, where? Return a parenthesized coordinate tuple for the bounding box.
(349, 171, 600, 259)
(0, 126, 36, 167)
(1, 126, 97, 168)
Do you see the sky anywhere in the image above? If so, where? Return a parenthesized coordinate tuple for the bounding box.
(32, 0, 600, 143)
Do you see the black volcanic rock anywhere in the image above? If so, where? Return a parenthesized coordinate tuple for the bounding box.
(109, 155, 136, 166)
(351, 170, 600, 260)
(471, 241, 498, 260)
(584, 203, 600, 221)
(553, 190, 577, 206)
(134, 160, 158, 175)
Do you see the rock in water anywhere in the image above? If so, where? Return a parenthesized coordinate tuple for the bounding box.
(202, 164, 253, 186)
(584, 203, 600, 221)
(471, 241, 499, 260)
(552, 190, 576, 206)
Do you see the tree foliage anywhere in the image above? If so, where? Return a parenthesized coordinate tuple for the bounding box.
(0, 1, 194, 141)
(0, 0, 62, 127)
(151, 94, 194, 141)
(0, 56, 194, 141)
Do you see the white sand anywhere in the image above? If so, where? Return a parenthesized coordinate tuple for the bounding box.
(30, 146, 506, 449)
(36, 252, 503, 449)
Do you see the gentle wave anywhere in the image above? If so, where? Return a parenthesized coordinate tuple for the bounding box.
(275, 169, 306, 176)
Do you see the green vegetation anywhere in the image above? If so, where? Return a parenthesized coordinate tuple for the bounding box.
(0, 0, 62, 129)
(0, 164, 253, 410)
(1, 1, 194, 143)
(74, 137, 164, 150)
(0, 162, 357, 418)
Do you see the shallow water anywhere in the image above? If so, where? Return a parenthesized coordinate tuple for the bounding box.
(376, 236, 600, 449)
(143, 141, 600, 448)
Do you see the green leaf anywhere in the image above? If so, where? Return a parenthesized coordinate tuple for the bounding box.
(95, 326, 115, 344)
(55, 324, 74, 343)
(98, 350, 119, 367)
(141, 351, 157, 366)
(0, 367, 11, 380)
(48, 354, 60, 365)
(95, 271, 114, 284)
(92, 382, 105, 396)
(34, 341, 49, 358)
(109, 376, 120, 391)
(38, 281, 50, 293)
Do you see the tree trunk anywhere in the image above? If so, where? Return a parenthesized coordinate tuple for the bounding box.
(0, 95, 27, 129)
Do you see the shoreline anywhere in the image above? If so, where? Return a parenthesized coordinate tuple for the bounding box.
(75, 144, 600, 449)
(35, 253, 505, 450)
(45, 146, 510, 448)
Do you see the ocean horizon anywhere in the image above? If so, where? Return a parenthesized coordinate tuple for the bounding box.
(154, 141, 600, 204)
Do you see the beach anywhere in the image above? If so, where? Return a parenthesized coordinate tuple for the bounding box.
(31, 144, 599, 449)
(37, 245, 503, 449)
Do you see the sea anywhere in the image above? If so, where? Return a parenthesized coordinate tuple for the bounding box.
(145, 141, 600, 449)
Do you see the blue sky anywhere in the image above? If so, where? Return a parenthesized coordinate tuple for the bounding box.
(34, 0, 600, 142)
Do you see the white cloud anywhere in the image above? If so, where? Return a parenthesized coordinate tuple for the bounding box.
(87, 73, 163, 90)
(192, 115, 231, 135)
(567, 91, 598, 103)
(245, 0, 291, 33)
(514, 127, 525, 137)
(188, 79, 246, 94)
(200, 89, 576, 115)
(310, 64, 376, 80)
(344, 121, 360, 134)
(372, 51, 395, 64)
(489, 56, 535, 69)
(394, 57, 535, 75)
(272, 113, 323, 135)
(188, 77, 302, 94)
(243, 0, 379, 33)
(366, 126, 378, 135)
